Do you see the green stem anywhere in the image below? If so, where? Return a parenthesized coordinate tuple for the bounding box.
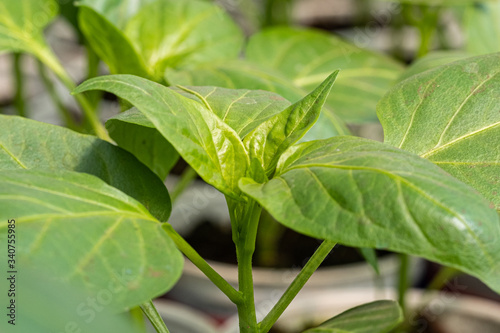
(85, 41, 103, 108)
(162, 223, 243, 304)
(256, 211, 285, 267)
(227, 199, 262, 333)
(34, 44, 109, 140)
(397, 253, 410, 314)
(37, 60, 79, 130)
(170, 166, 198, 203)
(13, 53, 26, 117)
(427, 266, 460, 291)
(258, 240, 336, 333)
(262, 0, 293, 27)
(396, 266, 460, 332)
(416, 6, 440, 58)
(140, 300, 169, 333)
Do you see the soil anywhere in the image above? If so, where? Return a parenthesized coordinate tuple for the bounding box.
(183, 219, 389, 269)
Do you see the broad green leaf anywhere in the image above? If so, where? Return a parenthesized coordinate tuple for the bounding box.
(173, 85, 291, 139)
(0, 170, 183, 311)
(78, 6, 150, 78)
(124, 0, 243, 76)
(246, 27, 403, 123)
(464, 1, 500, 55)
(0, 0, 57, 54)
(397, 51, 469, 82)
(167, 61, 351, 140)
(244, 71, 339, 177)
(106, 108, 179, 180)
(74, 75, 250, 198)
(378, 53, 500, 210)
(303, 300, 403, 333)
(240, 136, 500, 293)
(0, 115, 171, 221)
(79, 0, 243, 79)
(9, 268, 140, 333)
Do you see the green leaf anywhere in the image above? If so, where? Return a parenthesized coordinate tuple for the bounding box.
(167, 60, 351, 140)
(0, 115, 171, 221)
(397, 51, 469, 82)
(303, 300, 403, 333)
(79, 0, 243, 79)
(240, 136, 500, 293)
(74, 75, 250, 198)
(378, 53, 500, 211)
(106, 108, 179, 180)
(246, 27, 403, 123)
(0, 0, 57, 54)
(15, 268, 141, 333)
(173, 85, 292, 139)
(244, 71, 339, 177)
(464, 2, 500, 55)
(0, 170, 183, 311)
(77, 0, 156, 28)
(358, 248, 379, 275)
(78, 6, 150, 78)
(125, 0, 243, 73)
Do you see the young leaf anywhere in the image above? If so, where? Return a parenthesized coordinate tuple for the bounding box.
(78, 6, 150, 78)
(303, 300, 403, 333)
(167, 61, 350, 140)
(125, 0, 243, 74)
(240, 136, 500, 293)
(0, 0, 57, 54)
(0, 170, 183, 311)
(106, 108, 179, 180)
(378, 53, 500, 211)
(74, 75, 250, 198)
(0, 115, 171, 221)
(79, 0, 244, 79)
(173, 85, 291, 139)
(246, 27, 403, 123)
(244, 71, 339, 177)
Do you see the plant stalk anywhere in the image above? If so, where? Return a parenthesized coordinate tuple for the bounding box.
(170, 166, 198, 203)
(13, 53, 26, 117)
(162, 223, 242, 304)
(140, 300, 169, 333)
(258, 240, 336, 333)
(396, 266, 460, 332)
(397, 253, 410, 313)
(85, 41, 103, 108)
(37, 60, 79, 130)
(227, 199, 262, 333)
(427, 266, 459, 291)
(34, 44, 109, 140)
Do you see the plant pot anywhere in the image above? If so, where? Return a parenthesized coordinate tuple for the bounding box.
(166, 179, 423, 317)
(221, 288, 500, 333)
(169, 254, 420, 318)
(149, 299, 219, 333)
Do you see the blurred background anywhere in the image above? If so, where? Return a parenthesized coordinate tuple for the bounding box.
(1, 0, 499, 332)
